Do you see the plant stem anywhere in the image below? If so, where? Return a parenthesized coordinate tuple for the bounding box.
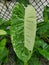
(24, 62, 28, 65)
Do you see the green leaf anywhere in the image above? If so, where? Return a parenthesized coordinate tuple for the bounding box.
(35, 36, 45, 48)
(17, 0, 29, 6)
(0, 29, 7, 36)
(37, 6, 49, 36)
(29, 54, 40, 65)
(35, 36, 49, 60)
(0, 39, 7, 57)
(0, 24, 10, 35)
(37, 21, 49, 36)
(38, 48, 49, 60)
(16, 54, 40, 65)
(0, 18, 3, 25)
(10, 3, 36, 63)
(0, 39, 8, 63)
(0, 48, 8, 62)
(4, 19, 11, 26)
(0, 39, 6, 50)
(43, 6, 49, 22)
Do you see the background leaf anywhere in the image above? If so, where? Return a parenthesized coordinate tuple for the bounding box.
(0, 30, 7, 36)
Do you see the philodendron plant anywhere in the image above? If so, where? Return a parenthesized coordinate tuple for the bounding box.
(10, 3, 36, 65)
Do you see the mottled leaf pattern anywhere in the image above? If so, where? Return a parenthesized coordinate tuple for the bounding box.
(10, 3, 36, 62)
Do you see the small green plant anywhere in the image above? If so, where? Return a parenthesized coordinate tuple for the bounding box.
(0, 19, 9, 65)
(0, 39, 8, 65)
(10, 3, 36, 65)
(0, 1, 49, 65)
